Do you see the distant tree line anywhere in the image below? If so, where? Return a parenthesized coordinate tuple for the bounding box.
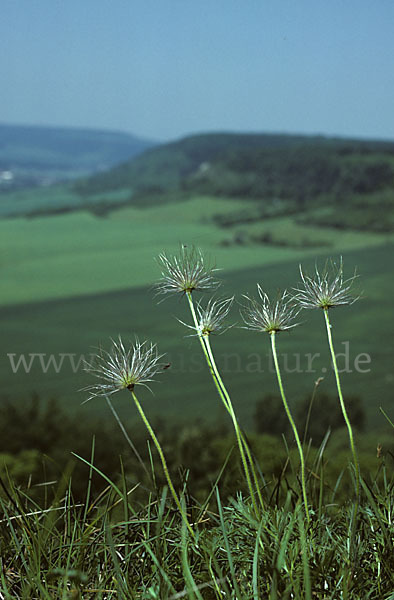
(0, 394, 391, 507)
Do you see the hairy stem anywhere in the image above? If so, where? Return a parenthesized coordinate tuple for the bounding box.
(270, 332, 310, 523)
(186, 291, 262, 516)
(131, 390, 195, 538)
(323, 308, 360, 506)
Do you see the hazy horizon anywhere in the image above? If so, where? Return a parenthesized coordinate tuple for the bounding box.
(2, 120, 394, 147)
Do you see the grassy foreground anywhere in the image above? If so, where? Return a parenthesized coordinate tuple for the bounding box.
(1, 438, 393, 599)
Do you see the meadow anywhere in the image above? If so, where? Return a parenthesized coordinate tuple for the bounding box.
(0, 193, 393, 429)
(1, 136, 394, 596)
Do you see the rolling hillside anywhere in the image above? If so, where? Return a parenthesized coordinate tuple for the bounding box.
(1, 241, 393, 429)
(1, 129, 393, 432)
(0, 123, 156, 190)
(2, 131, 394, 230)
(73, 132, 394, 233)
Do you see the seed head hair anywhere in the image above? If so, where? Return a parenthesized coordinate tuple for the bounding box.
(83, 337, 165, 401)
(294, 258, 358, 310)
(180, 296, 234, 336)
(155, 245, 220, 297)
(241, 285, 300, 334)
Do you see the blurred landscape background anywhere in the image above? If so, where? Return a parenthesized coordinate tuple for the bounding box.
(1, 1, 393, 497)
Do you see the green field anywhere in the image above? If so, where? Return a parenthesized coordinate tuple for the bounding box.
(2, 131, 394, 433)
(1, 194, 392, 305)
(1, 194, 393, 431)
(2, 125, 394, 600)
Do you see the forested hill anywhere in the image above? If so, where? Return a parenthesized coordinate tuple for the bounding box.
(73, 132, 394, 231)
(74, 132, 394, 198)
(3, 129, 394, 231)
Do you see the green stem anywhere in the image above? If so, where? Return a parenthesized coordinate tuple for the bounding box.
(186, 292, 221, 394)
(186, 291, 262, 517)
(130, 390, 195, 538)
(204, 336, 265, 513)
(270, 332, 310, 522)
(323, 308, 360, 506)
(302, 377, 322, 449)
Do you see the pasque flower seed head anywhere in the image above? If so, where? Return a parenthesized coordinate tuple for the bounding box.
(180, 296, 234, 336)
(241, 285, 300, 334)
(294, 258, 358, 310)
(83, 337, 165, 401)
(155, 245, 220, 297)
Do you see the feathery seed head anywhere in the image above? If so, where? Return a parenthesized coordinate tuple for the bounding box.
(182, 296, 234, 336)
(83, 337, 165, 401)
(155, 245, 220, 297)
(294, 258, 358, 310)
(241, 285, 300, 334)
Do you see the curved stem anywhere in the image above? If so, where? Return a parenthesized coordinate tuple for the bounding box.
(186, 291, 262, 517)
(270, 332, 310, 522)
(323, 308, 360, 507)
(131, 390, 195, 538)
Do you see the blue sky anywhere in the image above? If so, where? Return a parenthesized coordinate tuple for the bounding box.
(1, 1, 394, 141)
